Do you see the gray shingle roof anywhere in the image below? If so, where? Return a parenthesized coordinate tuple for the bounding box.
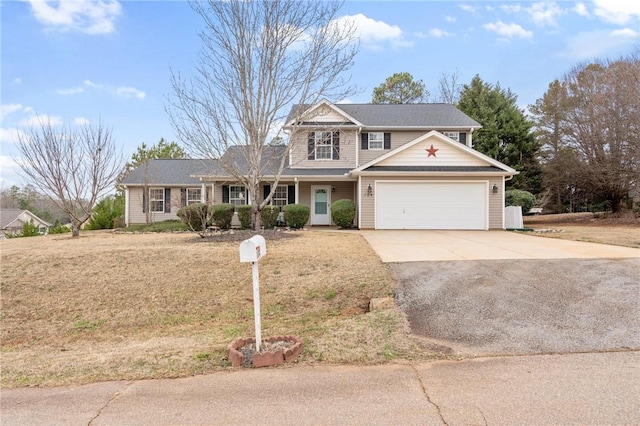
(120, 159, 222, 185)
(287, 103, 481, 128)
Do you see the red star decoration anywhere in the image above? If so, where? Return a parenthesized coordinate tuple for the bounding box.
(426, 144, 439, 157)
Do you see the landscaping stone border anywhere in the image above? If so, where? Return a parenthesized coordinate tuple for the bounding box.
(228, 335, 303, 368)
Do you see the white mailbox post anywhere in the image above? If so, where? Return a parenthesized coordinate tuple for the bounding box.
(239, 235, 267, 351)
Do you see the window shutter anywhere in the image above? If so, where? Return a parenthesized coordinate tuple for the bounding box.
(142, 190, 147, 213)
(384, 133, 391, 150)
(460, 132, 467, 145)
(180, 189, 186, 207)
(164, 189, 171, 213)
(222, 185, 229, 203)
(288, 185, 296, 204)
(361, 133, 369, 150)
(263, 184, 270, 202)
(308, 133, 314, 160)
(333, 132, 340, 160)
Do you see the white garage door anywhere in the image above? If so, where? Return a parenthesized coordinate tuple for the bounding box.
(375, 181, 487, 230)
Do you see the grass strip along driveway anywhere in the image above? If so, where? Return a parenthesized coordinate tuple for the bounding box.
(1, 230, 434, 388)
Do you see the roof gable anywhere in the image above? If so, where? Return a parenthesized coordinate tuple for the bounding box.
(286, 99, 362, 127)
(355, 131, 516, 174)
(0, 209, 51, 229)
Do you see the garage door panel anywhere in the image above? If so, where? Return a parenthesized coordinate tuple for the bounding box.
(376, 181, 487, 230)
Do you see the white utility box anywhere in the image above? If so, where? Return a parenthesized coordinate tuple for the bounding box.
(239, 235, 267, 263)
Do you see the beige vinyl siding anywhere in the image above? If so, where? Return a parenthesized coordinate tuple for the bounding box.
(358, 176, 504, 230)
(359, 131, 426, 165)
(377, 136, 487, 167)
(290, 129, 357, 168)
(127, 185, 212, 225)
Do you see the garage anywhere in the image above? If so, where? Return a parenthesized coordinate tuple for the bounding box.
(375, 181, 488, 230)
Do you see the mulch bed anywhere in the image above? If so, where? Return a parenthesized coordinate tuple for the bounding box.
(192, 228, 302, 243)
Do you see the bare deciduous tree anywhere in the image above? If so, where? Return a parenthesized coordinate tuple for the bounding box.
(435, 70, 462, 104)
(16, 118, 123, 237)
(166, 0, 358, 229)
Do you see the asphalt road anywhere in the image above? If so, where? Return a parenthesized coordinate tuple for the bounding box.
(392, 258, 640, 355)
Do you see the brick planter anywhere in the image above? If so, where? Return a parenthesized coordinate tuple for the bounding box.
(228, 335, 303, 368)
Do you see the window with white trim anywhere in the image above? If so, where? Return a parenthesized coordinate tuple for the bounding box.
(229, 185, 246, 205)
(368, 132, 384, 150)
(186, 188, 202, 205)
(314, 131, 338, 160)
(149, 188, 165, 212)
(443, 131, 460, 142)
(271, 185, 288, 207)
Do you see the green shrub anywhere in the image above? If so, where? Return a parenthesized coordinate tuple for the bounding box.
(21, 220, 41, 237)
(283, 204, 310, 229)
(177, 203, 210, 231)
(236, 205, 252, 229)
(86, 195, 124, 230)
(211, 203, 235, 230)
(50, 220, 71, 234)
(331, 199, 356, 229)
(505, 189, 536, 213)
(261, 205, 280, 229)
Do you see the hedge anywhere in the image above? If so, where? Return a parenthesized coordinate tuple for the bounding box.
(283, 204, 310, 229)
(331, 199, 356, 229)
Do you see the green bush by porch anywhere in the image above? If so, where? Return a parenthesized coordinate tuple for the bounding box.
(331, 199, 356, 228)
(236, 205, 252, 229)
(283, 204, 309, 229)
(211, 203, 235, 230)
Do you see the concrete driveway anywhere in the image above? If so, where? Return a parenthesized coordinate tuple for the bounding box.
(361, 230, 640, 355)
(361, 230, 640, 262)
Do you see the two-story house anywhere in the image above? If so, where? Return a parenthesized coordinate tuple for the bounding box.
(121, 100, 517, 230)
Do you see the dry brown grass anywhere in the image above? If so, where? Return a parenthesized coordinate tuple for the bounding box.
(524, 213, 640, 248)
(1, 230, 436, 388)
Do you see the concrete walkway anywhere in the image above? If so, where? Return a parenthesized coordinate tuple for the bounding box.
(2, 351, 638, 425)
(361, 230, 640, 262)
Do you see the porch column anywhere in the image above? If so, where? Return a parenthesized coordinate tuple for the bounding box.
(211, 183, 215, 205)
(124, 186, 130, 227)
(294, 177, 299, 204)
(201, 182, 206, 203)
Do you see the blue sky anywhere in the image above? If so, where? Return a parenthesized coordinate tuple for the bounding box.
(2, 0, 639, 188)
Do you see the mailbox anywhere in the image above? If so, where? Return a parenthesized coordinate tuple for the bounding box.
(239, 235, 267, 263)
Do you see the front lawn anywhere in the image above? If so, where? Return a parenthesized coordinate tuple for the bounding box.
(1, 230, 436, 388)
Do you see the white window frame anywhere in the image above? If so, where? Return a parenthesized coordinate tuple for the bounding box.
(149, 188, 165, 213)
(443, 131, 460, 142)
(368, 132, 384, 150)
(186, 188, 202, 205)
(314, 131, 337, 160)
(229, 185, 246, 206)
(271, 185, 288, 207)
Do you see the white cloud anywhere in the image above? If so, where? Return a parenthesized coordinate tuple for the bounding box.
(56, 79, 145, 100)
(459, 4, 477, 13)
(1, 104, 25, 120)
(336, 14, 411, 50)
(561, 29, 639, 60)
(84, 79, 101, 88)
(428, 28, 454, 38)
(74, 117, 90, 126)
(12, 78, 23, 85)
(57, 86, 85, 95)
(611, 28, 639, 38)
(593, 0, 640, 25)
(483, 21, 533, 39)
(115, 86, 146, 100)
(528, 2, 563, 27)
(574, 2, 590, 17)
(501, 5, 522, 14)
(0, 128, 26, 144)
(26, 0, 122, 35)
(445, 16, 456, 23)
(19, 114, 63, 127)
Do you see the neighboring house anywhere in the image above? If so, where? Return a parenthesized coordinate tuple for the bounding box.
(121, 101, 517, 230)
(0, 209, 52, 237)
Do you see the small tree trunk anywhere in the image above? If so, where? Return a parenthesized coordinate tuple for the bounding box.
(252, 206, 262, 231)
(71, 220, 81, 237)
